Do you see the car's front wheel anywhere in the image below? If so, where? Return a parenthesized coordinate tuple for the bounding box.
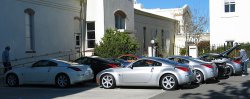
(6, 74, 19, 87)
(160, 74, 178, 90)
(100, 74, 116, 89)
(55, 74, 70, 88)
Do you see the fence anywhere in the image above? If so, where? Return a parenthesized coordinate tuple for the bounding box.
(0, 50, 83, 76)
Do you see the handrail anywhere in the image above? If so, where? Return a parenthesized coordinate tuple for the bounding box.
(0, 50, 83, 75)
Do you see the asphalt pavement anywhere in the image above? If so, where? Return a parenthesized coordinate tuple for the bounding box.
(0, 70, 249, 99)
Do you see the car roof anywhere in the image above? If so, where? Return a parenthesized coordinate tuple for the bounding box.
(168, 56, 191, 58)
(137, 57, 179, 65)
(77, 56, 115, 63)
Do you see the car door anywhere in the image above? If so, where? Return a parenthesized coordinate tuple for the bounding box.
(23, 60, 51, 83)
(121, 59, 153, 83)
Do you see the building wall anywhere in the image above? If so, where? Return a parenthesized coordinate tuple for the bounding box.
(0, 0, 84, 63)
(210, 0, 250, 45)
(134, 9, 177, 56)
(86, 0, 134, 56)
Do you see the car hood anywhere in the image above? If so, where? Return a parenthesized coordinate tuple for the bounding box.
(219, 45, 240, 56)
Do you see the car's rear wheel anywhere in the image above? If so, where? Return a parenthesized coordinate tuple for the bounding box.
(225, 65, 233, 76)
(160, 74, 178, 90)
(6, 74, 19, 87)
(100, 74, 116, 89)
(55, 74, 70, 88)
(195, 70, 204, 84)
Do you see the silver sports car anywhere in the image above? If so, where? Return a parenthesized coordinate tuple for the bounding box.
(168, 56, 218, 84)
(96, 57, 195, 90)
(5, 59, 94, 88)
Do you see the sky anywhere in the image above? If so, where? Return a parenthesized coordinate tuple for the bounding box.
(136, 0, 210, 32)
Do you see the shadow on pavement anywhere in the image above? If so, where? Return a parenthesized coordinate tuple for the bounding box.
(180, 80, 250, 99)
(0, 81, 99, 99)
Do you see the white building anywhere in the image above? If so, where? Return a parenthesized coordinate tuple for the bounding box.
(210, 0, 250, 45)
(85, 0, 134, 56)
(135, 3, 193, 55)
(0, 0, 86, 65)
(86, 0, 178, 56)
(134, 9, 178, 56)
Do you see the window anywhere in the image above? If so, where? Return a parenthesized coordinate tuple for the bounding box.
(74, 17, 81, 48)
(143, 27, 146, 50)
(132, 60, 148, 67)
(75, 33, 81, 47)
(132, 59, 162, 67)
(87, 22, 95, 48)
(32, 60, 57, 67)
(225, 0, 235, 13)
(24, 8, 35, 53)
(114, 10, 126, 29)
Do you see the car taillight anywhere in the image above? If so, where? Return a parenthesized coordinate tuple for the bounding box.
(202, 64, 213, 68)
(176, 66, 189, 72)
(107, 64, 118, 68)
(233, 60, 241, 64)
(68, 67, 81, 71)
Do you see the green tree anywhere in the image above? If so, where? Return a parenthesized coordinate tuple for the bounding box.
(197, 41, 210, 55)
(94, 29, 139, 58)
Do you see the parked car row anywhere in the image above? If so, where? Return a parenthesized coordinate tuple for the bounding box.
(4, 45, 243, 90)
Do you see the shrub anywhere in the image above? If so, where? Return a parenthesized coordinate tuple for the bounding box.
(94, 29, 139, 58)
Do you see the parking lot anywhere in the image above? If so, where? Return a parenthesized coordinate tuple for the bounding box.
(0, 70, 249, 99)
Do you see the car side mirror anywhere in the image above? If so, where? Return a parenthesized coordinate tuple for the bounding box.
(130, 66, 133, 69)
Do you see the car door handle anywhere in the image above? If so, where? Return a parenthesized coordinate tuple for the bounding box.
(151, 68, 154, 72)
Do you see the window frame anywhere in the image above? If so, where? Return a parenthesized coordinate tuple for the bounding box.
(224, 1, 235, 13)
(24, 8, 36, 53)
(86, 22, 95, 48)
(114, 10, 126, 30)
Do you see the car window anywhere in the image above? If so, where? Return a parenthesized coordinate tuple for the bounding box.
(181, 59, 190, 64)
(48, 61, 58, 66)
(75, 57, 91, 65)
(132, 60, 148, 67)
(32, 60, 56, 67)
(132, 59, 161, 67)
(153, 61, 162, 66)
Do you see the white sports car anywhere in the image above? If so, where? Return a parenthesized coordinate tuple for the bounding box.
(5, 59, 94, 88)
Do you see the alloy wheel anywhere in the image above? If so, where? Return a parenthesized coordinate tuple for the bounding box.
(161, 75, 177, 90)
(101, 74, 115, 89)
(195, 70, 204, 84)
(6, 74, 18, 87)
(56, 74, 70, 88)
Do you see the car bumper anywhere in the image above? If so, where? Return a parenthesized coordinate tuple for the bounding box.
(178, 73, 196, 85)
(70, 71, 94, 84)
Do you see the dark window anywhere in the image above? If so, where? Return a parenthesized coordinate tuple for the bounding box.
(87, 22, 95, 30)
(132, 60, 148, 67)
(114, 10, 126, 29)
(143, 27, 146, 50)
(132, 59, 161, 67)
(32, 60, 57, 67)
(225, 2, 235, 13)
(87, 22, 95, 48)
(74, 17, 81, 48)
(24, 8, 35, 53)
